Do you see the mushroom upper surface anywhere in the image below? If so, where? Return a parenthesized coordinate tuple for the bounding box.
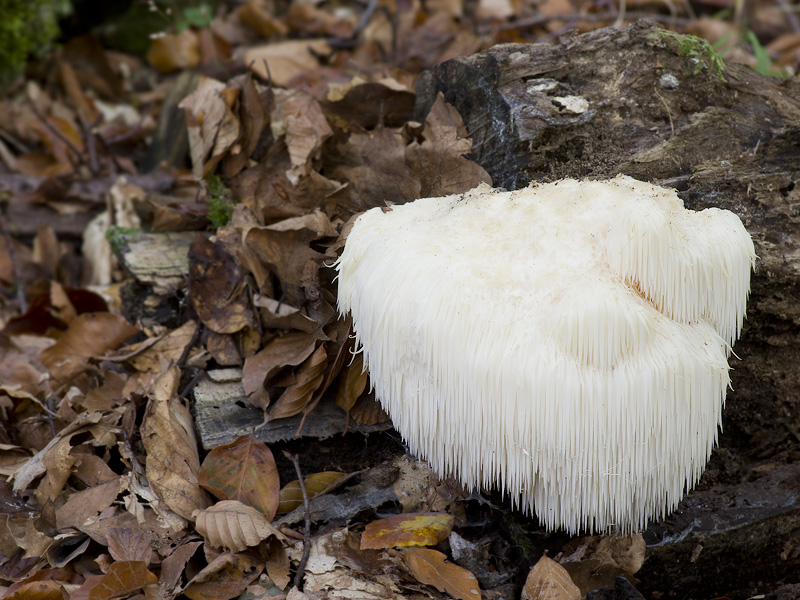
(336, 175, 755, 534)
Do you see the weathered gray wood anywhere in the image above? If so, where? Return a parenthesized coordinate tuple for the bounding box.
(122, 231, 201, 295)
(415, 20, 800, 599)
(193, 368, 391, 449)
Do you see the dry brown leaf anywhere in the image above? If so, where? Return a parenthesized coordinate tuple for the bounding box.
(160, 540, 204, 592)
(350, 395, 390, 426)
(277, 92, 333, 180)
(188, 235, 251, 334)
(522, 555, 581, 600)
(3, 578, 66, 600)
(55, 478, 121, 530)
(12, 413, 108, 503)
(38, 313, 139, 381)
(561, 534, 646, 596)
(265, 537, 291, 589)
(244, 39, 331, 87)
(179, 77, 241, 178)
(285, 3, 355, 38)
(184, 550, 263, 600)
(198, 434, 281, 520)
(126, 320, 199, 372)
(277, 471, 350, 514)
(206, 330, 242, 366)
(269, 343, 327, 421)
(237, 0, 289, 38)
(87, 561, 158, 600)
(193, 500, 286, 552)
(140, 367, 210, 521)
(332, 127, 422, 211)
(403, 547, 481, 600)
(147, 30, 200, 73)
(107, 527, 155, 565)
(335, 352, 368, 415)
(254, 295, 318, 333)
(406, 93, 492, 198)
(322, 81, 416, 129)
(362, 513, 454, 550)
(241, 331, 319, 398)
(223, 73, 273, 179)
(244, 226, 326, 308)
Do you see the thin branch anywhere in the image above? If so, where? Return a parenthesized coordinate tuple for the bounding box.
(284, 452, 311, 591)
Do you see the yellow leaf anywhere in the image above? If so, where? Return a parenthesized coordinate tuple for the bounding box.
(361, 513, 454, 550)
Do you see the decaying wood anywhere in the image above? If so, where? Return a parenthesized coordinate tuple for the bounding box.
(193, 368, 391, 448)
(415, 20, 800, 599)
(121, 231, 200, 295)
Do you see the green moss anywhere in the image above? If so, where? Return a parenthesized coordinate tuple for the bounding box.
(658, 30, 728, 82)
(206, 174, 235, 229)
(0, 0, 73, 86)
(106, 225, 141, 254)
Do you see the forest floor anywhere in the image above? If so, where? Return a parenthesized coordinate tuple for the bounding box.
(1, 1, 799, 599)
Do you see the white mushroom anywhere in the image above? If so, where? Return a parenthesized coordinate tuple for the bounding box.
(336, 175, 755, 534)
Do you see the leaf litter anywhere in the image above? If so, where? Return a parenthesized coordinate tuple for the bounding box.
(0, 0, 739, 597)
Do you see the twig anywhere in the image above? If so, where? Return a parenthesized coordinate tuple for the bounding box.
(177, 321, 202, 368)
(775, 0, 800, 32)
(79, 113, 102, 175)
(284, 452, 311, 591)
(178, 369, 204, 400)
(0, 211, 26, 313)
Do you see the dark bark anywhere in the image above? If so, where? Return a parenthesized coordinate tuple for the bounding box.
(415, 20, 800, 600)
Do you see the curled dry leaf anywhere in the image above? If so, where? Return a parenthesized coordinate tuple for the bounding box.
(361, 513, 454, 550)
(335, 352, 368, 415)
(241, 330, 320, 397)
(193, 500, 287, 553)
(268, 343, 327, 421)
(403, 547, 481, 600)
(38, 313, 139, 381)
(140, 367, 210, 522)
(522, 555, 581, 600)
(179, 76, 240, 177)
(198, 434, 281, 521)
(184, 550, 263, 600)
(277, 471, 350, 514)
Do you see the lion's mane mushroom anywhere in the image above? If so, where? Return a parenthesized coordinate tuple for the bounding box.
(336, 175, 755, 534)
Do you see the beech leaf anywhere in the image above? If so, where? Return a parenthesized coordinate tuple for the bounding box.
(87, 561, 158, 600)
(522, 555, 581, 600)
(361, 513, 454, 550)
(199, 435, 281, 521)
(403, 547, 481, 600)
(276, 471, 350, 514)
(193, 500, 287, 553)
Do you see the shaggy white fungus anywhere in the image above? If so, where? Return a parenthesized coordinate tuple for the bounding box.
(336, 175, 755, 534)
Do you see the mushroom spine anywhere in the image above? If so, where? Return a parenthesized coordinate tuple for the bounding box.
(336, 175, 756, 534)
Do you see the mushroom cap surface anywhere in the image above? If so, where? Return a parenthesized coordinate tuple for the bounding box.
(336, 175, 755, 533)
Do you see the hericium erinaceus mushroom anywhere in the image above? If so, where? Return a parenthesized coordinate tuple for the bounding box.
(336, 175, 756, 534)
